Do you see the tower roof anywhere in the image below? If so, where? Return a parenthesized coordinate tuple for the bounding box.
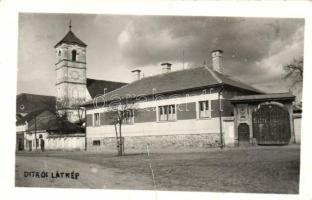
(54, 30, 87, 48)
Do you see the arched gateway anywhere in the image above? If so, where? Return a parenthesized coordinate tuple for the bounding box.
(252, 103, 291, 145)
(230, 93, 295, 146)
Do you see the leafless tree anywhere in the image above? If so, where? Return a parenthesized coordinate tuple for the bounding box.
(283, 57, 303, 105)
(56, 97, 86, 126)
(283, 57, 303, 90)
(106, 98, 137, 156)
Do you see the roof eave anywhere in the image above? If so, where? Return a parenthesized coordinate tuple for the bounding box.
(230, 97, 296, 104)
(54, 42, 87, 48)
(81, 83, 226, 108)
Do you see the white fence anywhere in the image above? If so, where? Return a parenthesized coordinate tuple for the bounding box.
(45, 134, 85, 150)
(294, 115, 301, 144)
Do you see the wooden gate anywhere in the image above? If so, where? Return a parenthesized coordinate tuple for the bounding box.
(238, 123, 250, 144)
(252, 103, 290, 145)
(18, 138, 24, 151)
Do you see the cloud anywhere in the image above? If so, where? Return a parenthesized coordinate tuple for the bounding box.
(117, 17, 302, 67)
(116, 16, 304, 95)
(244, 25, 304, 84)
(17, 14, 304, 97)
(117, 18, 192, 67)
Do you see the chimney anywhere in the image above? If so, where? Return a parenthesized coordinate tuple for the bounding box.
(211, 50, 223, 73)
(131, 69, 141, 81)
(161, 62, 172, 73)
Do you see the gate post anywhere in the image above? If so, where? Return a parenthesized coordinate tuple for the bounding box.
(233, 106, 239, 146)
(288, 104, 296, 144)
(248, 105, 254, 145)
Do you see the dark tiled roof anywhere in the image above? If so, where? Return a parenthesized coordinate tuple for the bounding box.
(16, 78, 126, 113)
(230, 92, 295, 103)
(213, 71, 262, 93)
(40, 118, 82, 132)
(16, 109, 46, 125)
(16, 93, 56, 114)
(16, 109, 82, 133)
(86, 78, 127, 98)
(83, 67, 261, 105)
(55, 30, 87, 48)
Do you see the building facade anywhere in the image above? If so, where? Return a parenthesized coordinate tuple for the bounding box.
(16, 109, 85, 151)
(83, 50, 280, 152)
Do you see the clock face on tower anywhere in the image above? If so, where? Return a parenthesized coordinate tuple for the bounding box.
(70, 70, 80, 80)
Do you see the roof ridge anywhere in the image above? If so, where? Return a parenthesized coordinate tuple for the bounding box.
(138, 66, 201, 81)
(17, 93, 55, 98)
(101, 67, 204, 96)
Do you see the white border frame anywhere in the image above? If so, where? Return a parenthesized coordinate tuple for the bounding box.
(1, 1, 312, 200)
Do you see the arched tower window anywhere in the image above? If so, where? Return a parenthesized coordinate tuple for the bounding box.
(72, 50, 77, 61)
(58, 50, 61, 56)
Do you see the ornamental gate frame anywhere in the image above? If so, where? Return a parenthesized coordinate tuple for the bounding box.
(252, 102, 291, 145)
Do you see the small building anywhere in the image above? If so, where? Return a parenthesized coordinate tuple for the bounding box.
(16, 109, 85, 151)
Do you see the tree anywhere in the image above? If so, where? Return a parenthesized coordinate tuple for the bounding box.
(283, 57, 303, 99)
(56, 96, 86, 127)
(106, 98, 137, 156)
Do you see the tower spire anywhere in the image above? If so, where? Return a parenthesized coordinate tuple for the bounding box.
(69, 19, 72, 31)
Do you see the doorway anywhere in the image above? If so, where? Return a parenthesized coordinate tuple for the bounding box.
(238, 123, 250, 145)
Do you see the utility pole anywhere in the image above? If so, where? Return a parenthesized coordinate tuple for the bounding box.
(218, 86, 225, 149)
(182, 49, 185, 70)
(34, 116, 37, 151)
(82, 106, 87, 151)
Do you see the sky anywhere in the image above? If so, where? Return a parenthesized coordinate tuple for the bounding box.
(17, 13, 304, 98)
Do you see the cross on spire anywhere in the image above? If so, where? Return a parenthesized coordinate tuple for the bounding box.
(69, 19, 72, 31)
(203, 60, 207, 68)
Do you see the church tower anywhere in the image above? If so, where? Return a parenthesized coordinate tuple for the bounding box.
(54, 21, 87, 122)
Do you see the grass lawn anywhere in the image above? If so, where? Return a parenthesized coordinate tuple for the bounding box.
(16, 146, 300, 193)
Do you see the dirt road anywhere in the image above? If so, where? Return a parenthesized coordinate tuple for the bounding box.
(15, 155, 155, 189)
(15, 146, 300, 193)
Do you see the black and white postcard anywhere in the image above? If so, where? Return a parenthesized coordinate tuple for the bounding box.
(1, 1, 312, 200)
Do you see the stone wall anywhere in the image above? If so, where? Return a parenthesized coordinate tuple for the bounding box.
(87, 133, 220, 152)
(45, 135, 85, 151)
(294, 115, 301, 144)
(223, 117, 235, 147)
